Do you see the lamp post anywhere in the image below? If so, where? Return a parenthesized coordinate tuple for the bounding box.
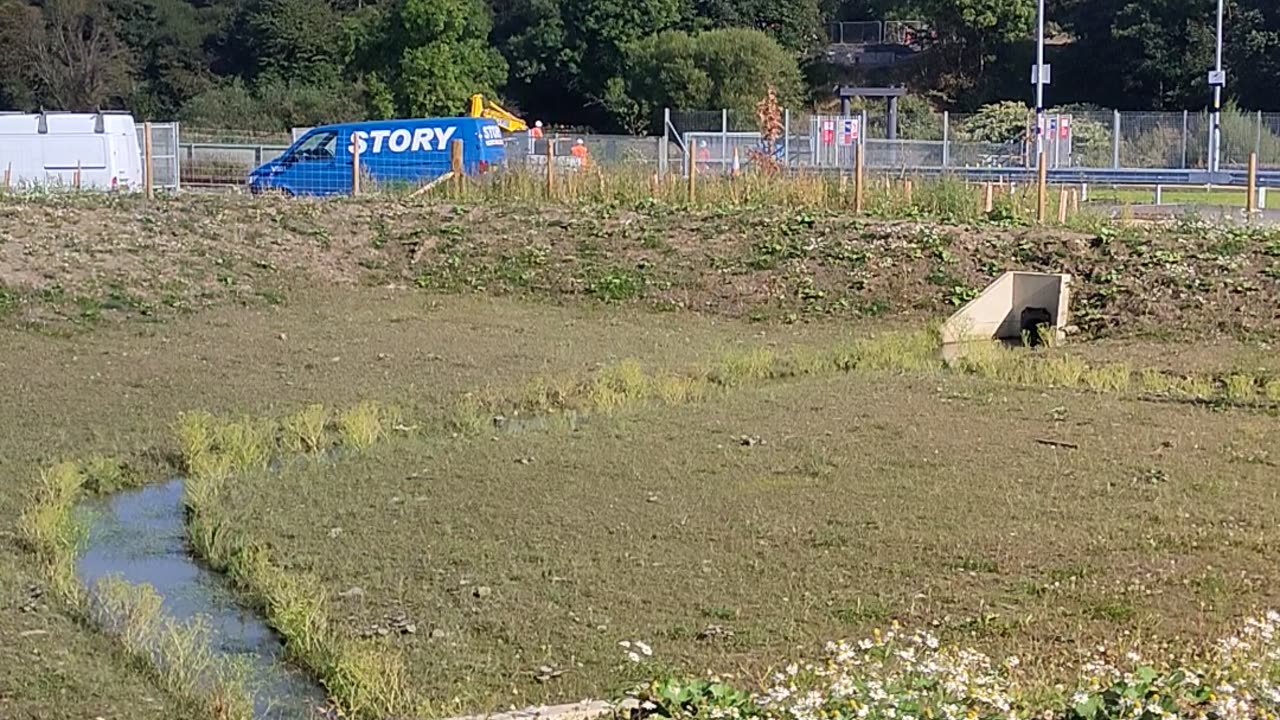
(1209, 0, 1224, 172)
(1034, 0, 1046, 162)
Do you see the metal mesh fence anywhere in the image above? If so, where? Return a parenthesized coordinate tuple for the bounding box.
(133, 109, 1280, 194)
(141, 122, 181, 190)
(827, 21, 882, 44)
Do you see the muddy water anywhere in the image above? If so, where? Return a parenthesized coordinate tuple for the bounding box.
(76, 478, 330, 719)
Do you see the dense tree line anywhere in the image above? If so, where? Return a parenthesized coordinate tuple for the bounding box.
(0, 0, 1275, 132)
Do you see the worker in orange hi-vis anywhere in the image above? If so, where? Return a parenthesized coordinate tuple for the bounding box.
(696, 140, 712, 173)
(571, 138, 589, 168)
(528, 121, 544, 155)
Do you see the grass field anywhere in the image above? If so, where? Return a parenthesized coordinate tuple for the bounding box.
(1, 192, 1279, 719)
(1085, 186, 1254, 207)
(215, 367, 1280, 713)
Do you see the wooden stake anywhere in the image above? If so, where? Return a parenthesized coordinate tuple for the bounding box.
(1070, 188, 1080, 214)
(2, 162, 9, 190)
(351, 141, 361, 196)
(854, 145, 864, 213)
(687, 146, 696, 203)
(1247, 152, 1259, 214)
(545, 139, 555, 198)
(450, 138, 464, 195)
(1057, 187, 1068, 224)
(839, 173, 848, 196)
(903, 179, 913, 205)
(983, 182, 994, 214)
(409, 171, 455, 197)
(74, 161, 81, 190)
(143, 121, 154, 199)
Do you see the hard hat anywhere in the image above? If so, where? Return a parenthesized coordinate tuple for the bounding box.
(535, 120, 543, 128)
(699, 140, 707, 148)
(576, 138, 584, 145)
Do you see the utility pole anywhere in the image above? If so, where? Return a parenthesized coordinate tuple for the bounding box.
(1210, 0, 1225, 172)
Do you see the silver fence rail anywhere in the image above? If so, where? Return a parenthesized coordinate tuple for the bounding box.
(146, 108, 1280, 191)
(665, 107, 1280, 173)
(826, 20, 927, 45)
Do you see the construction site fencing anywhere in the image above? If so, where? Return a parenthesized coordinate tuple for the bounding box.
(664, 107, 1280, 174)
(85, 107, 1280, 195)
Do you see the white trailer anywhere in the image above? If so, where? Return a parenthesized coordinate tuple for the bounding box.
(0, 112, 144, 190)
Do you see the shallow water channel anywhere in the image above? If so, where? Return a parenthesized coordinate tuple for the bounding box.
(76, 478, 330, 719)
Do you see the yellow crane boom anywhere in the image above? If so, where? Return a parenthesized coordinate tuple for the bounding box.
(468, 94, 529, 133)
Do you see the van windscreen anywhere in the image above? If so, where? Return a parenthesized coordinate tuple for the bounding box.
(288, 131, 337, 161)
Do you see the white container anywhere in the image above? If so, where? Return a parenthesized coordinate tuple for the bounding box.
(0, 112, 143, 190)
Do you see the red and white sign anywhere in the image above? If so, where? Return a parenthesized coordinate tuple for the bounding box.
(839, 118, 860, 146)
(821, 119, 835, 144)
(1059, 116, 1071, 139)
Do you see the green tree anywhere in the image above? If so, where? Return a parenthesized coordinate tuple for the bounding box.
(693, 0, 823, 51)
(240, 0, 343, 82)
(624, 27, 803, 129)
(107, 0, 220, 117)
(495, 0, 686, 129)
(922, 0, 1035, 87)
(4, 0, 134, 110)
(353, 0, 507, 117)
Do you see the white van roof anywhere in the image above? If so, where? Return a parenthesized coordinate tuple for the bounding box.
(0, 111, 138, 136)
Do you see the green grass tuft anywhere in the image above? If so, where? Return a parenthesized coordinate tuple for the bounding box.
(710, 347, 779, 387)
(283, 404, 330, 454)
(338, 402, 388, 450)
(1224, 374, 1257, 402)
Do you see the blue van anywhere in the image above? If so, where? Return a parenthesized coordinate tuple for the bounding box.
(248, 117, 505, 196)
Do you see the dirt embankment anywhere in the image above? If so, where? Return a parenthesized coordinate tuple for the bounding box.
(1, 195, 1277, 338)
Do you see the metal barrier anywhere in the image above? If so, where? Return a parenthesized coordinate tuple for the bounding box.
(178, 141, 290, 187)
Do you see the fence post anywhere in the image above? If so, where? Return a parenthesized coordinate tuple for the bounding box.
(1256, 111, 1264, 159)
(2, 162, 9, 191)
(173, 122, 182, 193)
(1247, 153, 1258, 214)
(783, 109, 790, 168)
(143, 121, 154, 199)
(721, 109, 728, 173)
(1181, 111, 1189, 169)
(660, 108, 670, 178)
(351, 141, 360, 196)
(1111, 111, 1121, 169)
(1057, 187, 1068, 224)
(942, 111, 950, 169)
